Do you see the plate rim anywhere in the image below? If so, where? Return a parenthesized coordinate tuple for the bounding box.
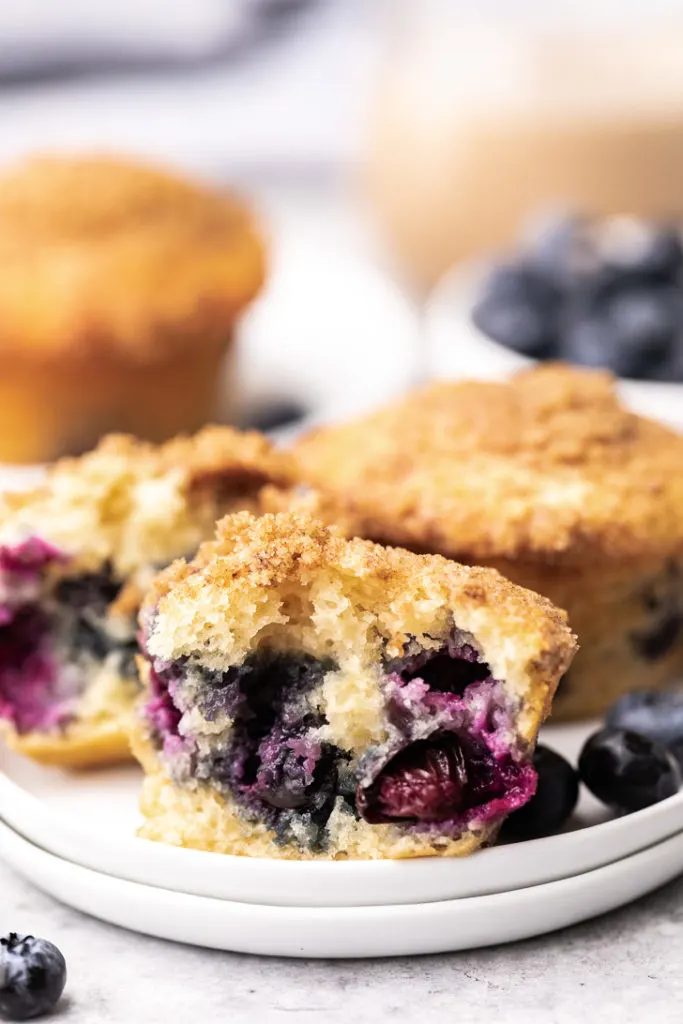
(2, 737, 683, 907)
(2, 817, 682, 957)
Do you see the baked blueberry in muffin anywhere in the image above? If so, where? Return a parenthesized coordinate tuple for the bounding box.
(132, 512, 575, 859)
(0, 428, 291, 766)
(269, 363, 683, 721)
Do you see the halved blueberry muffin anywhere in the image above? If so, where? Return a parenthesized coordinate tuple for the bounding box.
(271, 363, 683, 720)
(132, 512, 575, 859)
(0, 428, 291, 766)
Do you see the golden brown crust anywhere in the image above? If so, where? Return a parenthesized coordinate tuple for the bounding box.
(290, 364, 683, 565)
(147, 510, 573, 659)
(0, 153, 265, 361)
(2, 718, 132, 769)
(0, 425, 293, 577)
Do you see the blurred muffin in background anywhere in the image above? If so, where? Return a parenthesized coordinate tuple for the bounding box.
(0, 153, 265, 464)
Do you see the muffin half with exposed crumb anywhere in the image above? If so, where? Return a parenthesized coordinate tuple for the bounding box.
(133, 511, 575, 860)
(0, 428, 291, 767)
(0, 153, 265, 463)
(271, 363, 683, 721)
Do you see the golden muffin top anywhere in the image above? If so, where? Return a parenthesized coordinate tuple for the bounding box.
(144, 511, 575, 729)
(0, 426, 292, 577)
(0, 154, 265, 361)
(288, 364, 683, 565)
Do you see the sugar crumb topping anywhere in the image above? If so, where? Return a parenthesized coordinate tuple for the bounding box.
(291, 364, 683, 562)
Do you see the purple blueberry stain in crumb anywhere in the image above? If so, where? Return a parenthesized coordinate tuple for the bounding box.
(144, 648, 345, 850)
(0, 536, 64, 584)
(0, 539, 67, 734)
(146, 663, 186, 759)
(0, 537, 137, 735)
(145, 627, 537, 850)
(359, 636, 536, 833)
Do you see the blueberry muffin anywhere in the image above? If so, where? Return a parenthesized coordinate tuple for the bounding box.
(132, 512, 575, 860)
(0, 428, 291, 766)
(0, 153, 264, 464)
(272, 363, 683, 721)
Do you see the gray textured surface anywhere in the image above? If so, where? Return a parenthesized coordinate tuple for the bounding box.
(2, 860, 683, 1023)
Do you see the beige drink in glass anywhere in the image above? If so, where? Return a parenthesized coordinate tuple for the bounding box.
(365, 2, 683, 290)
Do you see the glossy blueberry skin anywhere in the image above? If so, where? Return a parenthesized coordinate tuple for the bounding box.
(471, 264, 559, 358)
(578, 727, 681, 813)
(561, 287, 677, 379)
(619, 227, 683, 283)
(606, 691, 683, 769)
(527, 216, 581, 287)
(502, 745, 579, 841)
(473, 218, 683, 381)
(0, 933, 66, 1021)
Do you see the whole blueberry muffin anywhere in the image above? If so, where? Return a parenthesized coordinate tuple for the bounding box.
(133, 512, 575, 859)
(272, 363, 683, 721)
(0, 428, 291, 766)
(0, 153, 264, 463)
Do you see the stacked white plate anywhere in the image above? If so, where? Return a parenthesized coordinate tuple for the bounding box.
(2, 719, 683, 958)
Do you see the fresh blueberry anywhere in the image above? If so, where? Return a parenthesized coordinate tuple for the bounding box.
(578, 727, 681, 813)
(501, 745, 579, 840)
(472, 264, 560, 358)
(561, 288, 677, 379)
(0, 933, 66, 1021)
(649, 338, 683, 382)
(606, 691, 683, 769)
(527, 216, 583, 286)
(611, 227, 683, 283)
(604, 288, 677, 378)
(561, 316, 617, 370)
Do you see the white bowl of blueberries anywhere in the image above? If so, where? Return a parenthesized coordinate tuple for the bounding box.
(427, 214, 683, 431)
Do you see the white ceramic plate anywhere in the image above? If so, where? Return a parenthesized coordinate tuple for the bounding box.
(2, 721, 683, 908)
(2, 818, 682, 958)
(426, 264, 683, 431)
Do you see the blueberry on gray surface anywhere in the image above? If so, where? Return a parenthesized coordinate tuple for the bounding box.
(501, 744, 579, 840)
(578, 727, 681, 813)
(0, 933, 66, 1021)
(606, 691, 683, 769)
